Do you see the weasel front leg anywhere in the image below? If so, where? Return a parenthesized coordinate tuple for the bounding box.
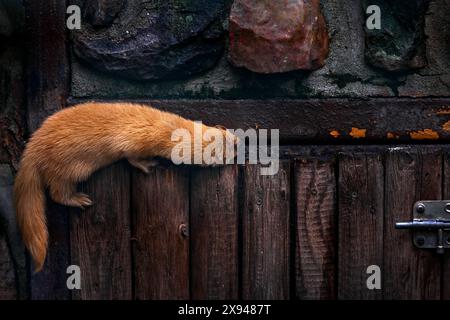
(49, 181, 93, 209)
(127, 158, 159, 174)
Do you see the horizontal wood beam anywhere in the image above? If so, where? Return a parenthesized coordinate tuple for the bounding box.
(67, 98, 450, 143)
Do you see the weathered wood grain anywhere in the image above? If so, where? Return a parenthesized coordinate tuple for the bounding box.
(70, 161, 132, 300)
(25, 0, 69, 132)
(30, 201, 71, 300)
(68, 98, 450, 143)
(384, 148, 442, 299)
(242, 162, 290, 300)
(25, 0, 70, 299)
(338, 153, 384, 299)
(0, 164, 25, 300)
(442, 153, 450, 300)
(190, 166, 239, 300)
(295, 158, 336, 300)
(0, 233, 16, 299)
(132, 166, 189, 300)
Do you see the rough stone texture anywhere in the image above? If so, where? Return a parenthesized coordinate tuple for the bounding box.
(71, 0, 449, 99)
(83, 0, 126, 27)
(363, 0, 429, 72)
(398, 0, 450, 97)
(228, 0, 329, 73)
(71, 0, 231, 80)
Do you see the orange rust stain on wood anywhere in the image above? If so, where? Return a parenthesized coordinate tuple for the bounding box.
(409, 129, 439, 140)
(443, 121, 450, 132)
(329, 130, 340, 138)
(349, 127, 366, 139)
(436, 109, 450, 115)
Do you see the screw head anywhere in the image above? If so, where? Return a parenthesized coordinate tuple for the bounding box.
(179, 224, 189, 238)
(416, 203, 425, 214)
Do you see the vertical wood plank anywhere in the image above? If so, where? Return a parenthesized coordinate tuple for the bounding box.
(26, 0, 70, 299)
(384, 148, 442, 300)
(70, 161, 132, 300)
(30, 201, 71, 299)
(242, 162, 290, 300)
(442, 153, 450, 300)
(0, 165, 24, 300)
(25, 0, 69, 132)
(295, 158, 336, 300)
(0, 234, 16, 299)
(338, 153, 384, 299)
(132, 166, 189, 300)
(190, 166, 239, 300)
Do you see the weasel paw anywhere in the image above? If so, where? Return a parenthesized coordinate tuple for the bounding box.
(70, 193, 93, 209)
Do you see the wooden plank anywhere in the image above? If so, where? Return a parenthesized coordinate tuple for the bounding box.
(25, 0, 69, 132)
(68, 98, 450, 143)
(30, 201, 71, 299)
(0, 234, 16, 300)
(442, 153, 450, 300)
(338, 153, 384, 299)
(132, 166, 189, 300)
(70, 161, 132, 300)
(0, 164, 24, 300)
(190, 166, 239, 300)
(295, 158, 336, 300)
(25, 0, 70, 299)
(242, 162, 290, 300)
(384, 148, 442, 299)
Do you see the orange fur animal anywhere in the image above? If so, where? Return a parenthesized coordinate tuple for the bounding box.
(14, 102, 234, 271)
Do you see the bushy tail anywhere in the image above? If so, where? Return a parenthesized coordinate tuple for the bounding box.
(14, 161, 47, 272)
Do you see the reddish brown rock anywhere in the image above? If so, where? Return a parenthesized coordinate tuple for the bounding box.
(228, 0, 329, 73)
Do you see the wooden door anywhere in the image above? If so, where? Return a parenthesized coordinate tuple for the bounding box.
(1, 0, 450, 300)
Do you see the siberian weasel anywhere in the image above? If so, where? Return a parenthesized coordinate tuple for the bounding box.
(14, 102, 235, 271)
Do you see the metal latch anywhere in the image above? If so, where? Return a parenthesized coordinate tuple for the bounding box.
(395, 201, 450, 254)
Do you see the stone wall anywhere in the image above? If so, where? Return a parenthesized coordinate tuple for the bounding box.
(70, 0, 450, 99)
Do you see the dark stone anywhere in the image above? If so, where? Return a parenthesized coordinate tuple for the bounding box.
(228, 0, 329, 73)
(71, 0, 231, 81)
(83, 0, 126, 27)
(363, 0, 430, 72)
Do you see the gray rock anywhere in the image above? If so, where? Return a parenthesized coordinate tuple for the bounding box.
(363, 0, 430, 72)
(71, 0, 231, 80)
(83, 0, 126, 27)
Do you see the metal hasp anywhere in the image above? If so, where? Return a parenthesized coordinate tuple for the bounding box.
(395, 201, 450, 254)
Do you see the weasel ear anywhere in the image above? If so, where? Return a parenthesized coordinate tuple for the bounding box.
(215, 125, 227, 131)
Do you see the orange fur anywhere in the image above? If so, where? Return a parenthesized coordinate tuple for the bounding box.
(14, 102, 233, 271)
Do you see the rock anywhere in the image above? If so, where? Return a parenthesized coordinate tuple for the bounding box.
(228, 0, 329, 73)
(71, 0, 231, 80)
(363, 0, 430, 72)
(83, 0, 126, 27)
